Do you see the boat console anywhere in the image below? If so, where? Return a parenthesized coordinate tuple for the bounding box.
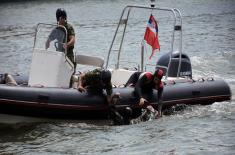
(28, 24, 75, 88)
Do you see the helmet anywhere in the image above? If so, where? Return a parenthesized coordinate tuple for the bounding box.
(56, 8, 67, 21)
(153, 69, 164, 80)
(100, 70, 111, 84)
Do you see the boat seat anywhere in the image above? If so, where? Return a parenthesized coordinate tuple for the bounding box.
(111, 69, 136, 86)
(75, 54, 104, 68)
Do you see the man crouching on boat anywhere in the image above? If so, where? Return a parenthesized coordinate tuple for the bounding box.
(77, 69, 127, 124)
(125, 69, 164, 118)
(77, 69, 113, 104)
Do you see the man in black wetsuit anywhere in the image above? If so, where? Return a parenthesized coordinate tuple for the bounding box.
(125, 69, 164, 118)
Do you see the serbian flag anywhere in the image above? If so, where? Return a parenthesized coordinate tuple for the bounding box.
(144, 14, 160, 59)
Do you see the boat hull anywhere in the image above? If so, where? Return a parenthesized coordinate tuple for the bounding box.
(0, 78, 231, 121)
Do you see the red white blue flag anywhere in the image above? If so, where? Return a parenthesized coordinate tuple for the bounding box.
(144, 14, 160, 59)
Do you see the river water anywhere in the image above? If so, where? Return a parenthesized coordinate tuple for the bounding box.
(0, 0, 235, 154)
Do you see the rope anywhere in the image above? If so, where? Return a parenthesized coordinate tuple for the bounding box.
(0, 32, 35, 38)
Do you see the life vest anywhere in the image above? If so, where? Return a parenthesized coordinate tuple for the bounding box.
(139, 72, 164, 90)
(139, 72, 153, 81)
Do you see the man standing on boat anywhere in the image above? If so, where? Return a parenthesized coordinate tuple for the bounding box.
(45, 8, 76, 68)
(125, 69, 164, 118)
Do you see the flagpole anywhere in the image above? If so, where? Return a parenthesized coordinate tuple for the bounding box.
(141, 40, 145, 72)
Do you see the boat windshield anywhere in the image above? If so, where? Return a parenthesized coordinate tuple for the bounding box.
(33, 23, 67, 53)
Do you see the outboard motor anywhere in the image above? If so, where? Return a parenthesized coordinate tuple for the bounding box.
(156, 51, 192, 78)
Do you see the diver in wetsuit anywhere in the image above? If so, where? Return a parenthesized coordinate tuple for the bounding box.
(126, 69, 164, 118)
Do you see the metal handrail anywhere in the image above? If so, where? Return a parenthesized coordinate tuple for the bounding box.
(116, 7, 132, 69)
(174, 8, 183, 78)
(105, 6, 129, 69)
(105, 5, 183, 79)
(34, 23, 67, 54)
(57, 25, 68, 56)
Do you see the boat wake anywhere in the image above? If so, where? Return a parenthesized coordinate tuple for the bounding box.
(166, 101, 234, 120)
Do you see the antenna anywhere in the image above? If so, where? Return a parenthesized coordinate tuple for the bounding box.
(150, 0, 155, 8)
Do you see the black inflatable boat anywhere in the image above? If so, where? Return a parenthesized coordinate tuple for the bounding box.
(0, 5, 231, 123)
(0, 77, 231, 119)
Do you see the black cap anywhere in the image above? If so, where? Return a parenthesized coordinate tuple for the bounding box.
(56, 8, 67, 21)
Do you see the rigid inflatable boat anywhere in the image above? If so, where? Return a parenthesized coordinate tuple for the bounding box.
(0, 5, 231, 122)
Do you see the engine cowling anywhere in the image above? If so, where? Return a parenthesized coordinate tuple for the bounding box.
(156, 51, 192, 78)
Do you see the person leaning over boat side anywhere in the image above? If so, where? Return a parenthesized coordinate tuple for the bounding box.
(125, 69, 164, 117)
(77, 69, 113, 104)
(77, 69, 128, 124)
(45, 8, 76, 68)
